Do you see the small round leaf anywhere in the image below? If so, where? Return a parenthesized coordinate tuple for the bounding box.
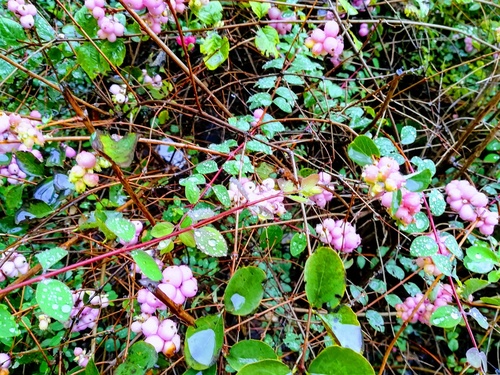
(430, 305, 462, 328)
(226, 340, 277, 371)
(308, 346, 375, 375)
(194, 227, 228, 257)
(36, 279, 73, 322)
(224, 267, 266, 316)
(238, 359, 291, 375)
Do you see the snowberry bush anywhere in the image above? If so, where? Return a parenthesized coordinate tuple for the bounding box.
(0, 1, 499, 375)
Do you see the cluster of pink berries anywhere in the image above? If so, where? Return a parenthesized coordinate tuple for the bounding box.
(6, 0, 37, 28)
(109, 84, 128, 104)
(0, 111, 44, 153)
(464, 37, 475, 53)
(84, 0, 125, 42)
(304, 21, 344, 65)
(121, 0, 187, 35)
(309, 172, 334, 208)
(228, 178, 286, 220)
(268, 7, 296, 35)
(445, 180, 498, 235)
(396, 284, 453, 325)
(64, 291, 109, 332)
(131, 315, 181, 356)
(0, 252, 29, 282)
(120, 220, 144, 246)
(74, 347, 90, 367)
(316, 218, 361, 253)
(251, 108, 265, 127)
(362, 157, 423, 225)
(142, 70, 163, 88)
(176, 35, 196, 51)
(380, 189, 422, 225)
(68, 151, 100, 193)
(0, 353, 10, 370)
(136, 265, 198, 314)
(362, 157, 405, 196)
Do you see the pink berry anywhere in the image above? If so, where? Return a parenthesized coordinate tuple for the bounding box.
(20, 14, 35, 28)
(157, 319, 177, 341)
(268, 7, 281, 20)
(311, 28, 326, 43)
(322, 37, 338, 55)
(158, 282, 177, 300)
(141, 316, 159, 336)
(92, 6, 105, 19)
(178, 265, 193, 281)
(131, 321, 142, 333)
(76, 151, 97, 169)
(324, 20, 339, 37)
(470, 193, 488, 207)
(459, 204, 477, 222)
(162, 266, 183, 287)
(180, 278, 198, 298)
(145, 335, 165, 352)
(172, 289, 186, 305)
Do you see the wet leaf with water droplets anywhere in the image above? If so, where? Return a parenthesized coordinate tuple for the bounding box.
(427, 189, 446, 216)
(290, 232, 307, 257)
(35, 247, 68, 270)
(410, 236, 438, 257)
(0, 304, 21, 338)
(430, 305, 462, 328)
(185, 314, 224, 370)
(194, 227, 228, 257)
(131, 250, 162, 281)
(36, 279, 73, 322)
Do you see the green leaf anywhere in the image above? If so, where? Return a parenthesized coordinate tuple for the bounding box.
(0, 17, 26, 48)
(463, 245, 497, 274)
(405, 169, 431, 192)
(195, 1, 223, 25)
(223, 155, 254, 175)
(200, 32, 229, 70)
(185, 182, 201, 204)
(247, 92, 273, 110)
(183, 365, 217, 375)
(483, 154, 500, 163)
(486, 139, 500, 151)
(180, 174, 206, 186)
(196, 160, 219, 174)
(247, 135, 272, 155)
(462, 278, 489, 299)
(36, 279, 73, 322)
(15, 201, 53, 224)
(273, 97, 292, 113)
(440, 232, 463, 259)
(126, 341, 158, 370)
(35, 247, 68, 270)
(114, 362, 143, 375)
(430, 305, 462, 328)
(131, 250, 162, 281)
(480, 296, 500, 306)
(238, 360, 291, 375)
(34, 15, 56, 41)
(16, 151, 45, 177)
(0, 304, 21, 338)
(400, 212, 429, 233)
(347, 136, 380, 166)
(185, 314, 224, 370)
(427, 189, 446, 216)
(259, 225, 283, 250)
(319, 306, 362, 353)
(431, 254, 453, 276)
(76, 42, 110, 79)
(224, 266, 266, 316)
(290, 232, 307, 257)
(74, 6, 98, 37)
(366, 309, 385, 333)
(249, 1, 271, 18)
(410, 236, 438, 257)
(212, 185, 231, 207)
(180, 230, 196, 248)
(305, 247, 346, 309)
(194, 227, 228, 257)
(100, 39, 126, 66)
(91, 131, 138, 168)
(151, 222, 175, 238)
(255, 76, 277, 89)
(255, 26, 279, 58)
(400, 126, 417, 145)
(283, 74, 305, 85)
(226, 340, 277, 371)
(84, 359, 99, 375)
(307, 346, 375, 375)
(411, 156, 436, 177)
(105, 216, 135, 242)
(260, 114, 284, 138)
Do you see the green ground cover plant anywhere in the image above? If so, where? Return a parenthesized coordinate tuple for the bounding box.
(0, 0, 499, 374)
